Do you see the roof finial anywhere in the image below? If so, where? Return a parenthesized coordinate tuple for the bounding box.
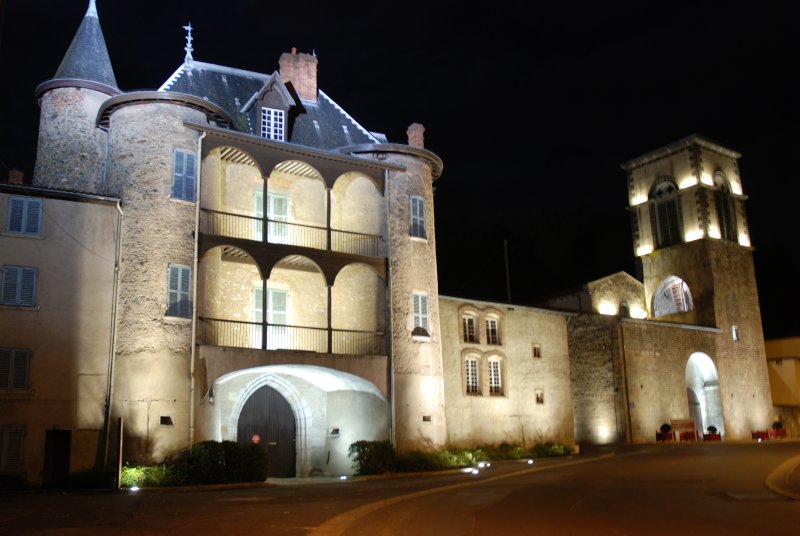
(86, 0, 98, 18)
(183, 22, 194, 64)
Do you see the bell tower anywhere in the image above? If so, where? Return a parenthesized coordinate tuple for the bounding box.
(622, 135, 772, 438)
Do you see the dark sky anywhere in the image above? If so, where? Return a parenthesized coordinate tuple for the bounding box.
(0, 1, 796, 337)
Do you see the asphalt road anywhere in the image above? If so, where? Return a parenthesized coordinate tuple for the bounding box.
(2, 441, 799, 535)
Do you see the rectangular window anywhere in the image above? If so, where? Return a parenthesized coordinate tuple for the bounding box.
(0, 427, 23, 471)
(267, 288, 288, 350)
(0, 348, 30, 390)
(166, 264, 192, 318)
(412, 293, 429, 335)
(465, 358, 480, 395)
(1, 266, 37, 307)
(535, 389, 545, 405)
(732, 325, 739, 342)
(532, 344, 542, 358)
(489, 359, 503, 396)
(267, 193, 289, 243)
(261, 108, 285, 141)
(486, 318, 501, 345)
(6, 197, 42, 235)
(410, 196, 426, 239)
(462, 315, 477, 343)
(171, 149, 197, 202)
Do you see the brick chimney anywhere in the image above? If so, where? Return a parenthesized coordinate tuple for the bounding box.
(8, 169, 24, 185)
(279, 48, 318, 102)
(407, 123, 425, 148)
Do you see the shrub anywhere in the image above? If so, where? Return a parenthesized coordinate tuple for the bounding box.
(69, 468, 118, 489)
(772, 421, 784, 430)
(120, 440, 267, 488)
(660, 423, 672, 433)
(706, 425, 718, 434)
(348, 440, 395, 475)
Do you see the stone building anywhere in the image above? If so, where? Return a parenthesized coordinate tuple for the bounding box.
(0, 2, 775, 485)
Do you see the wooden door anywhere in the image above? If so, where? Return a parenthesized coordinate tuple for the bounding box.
(237, 385, 296, 477)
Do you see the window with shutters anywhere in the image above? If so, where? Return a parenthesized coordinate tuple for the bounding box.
(261, 107, 285, 141)
(462, 315, 477, 343)
(171, 149, 197, 202)
(0, 348, 30, 390)
(488, 357, 503, 396)
(465, 355, 480, 395)
(5, 197, 42, 235)
(409, 195, 426, 239)
(486, 317, 501, 345)
(166, 264, 192, 318)
(267, 288, 288, 350)
(532, 343, 542, 358)
(267, 193, 289, 243)
(0, 427, 23, 471)
(1, 266, 37, 307)
(412, 292, 429, 337)
(535, 389, 545, 405)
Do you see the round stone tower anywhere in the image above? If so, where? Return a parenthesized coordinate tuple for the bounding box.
(344, 123, 448, 452)
(33, 0, 119, 193)
(98, 92, 230, 463)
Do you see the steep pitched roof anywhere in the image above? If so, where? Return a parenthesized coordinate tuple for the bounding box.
(159, 60, 380, 149)
(53, 0, 118, 90)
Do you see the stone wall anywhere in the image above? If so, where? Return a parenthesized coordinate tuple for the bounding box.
(440, 297, 575, 447)
(33, 88, 109, 193)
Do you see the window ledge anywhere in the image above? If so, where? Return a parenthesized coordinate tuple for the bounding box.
(411, 334, 431, 343)
(163, 315, 192, 325)
(409, 236, 428, 244)
(168, 197, 197, 205)
(1, 232, 43, 239)
(0, 304, 39, 311)
(0, 389, 34, 398)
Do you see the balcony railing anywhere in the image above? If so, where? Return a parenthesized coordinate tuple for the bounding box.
(199, 317, 385, 355)
(203, 209, 379, 257)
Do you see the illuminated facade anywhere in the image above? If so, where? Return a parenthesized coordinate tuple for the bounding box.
(0, 2, 776, 485)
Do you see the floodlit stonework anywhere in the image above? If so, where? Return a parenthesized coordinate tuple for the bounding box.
(0, 2, 779, 485)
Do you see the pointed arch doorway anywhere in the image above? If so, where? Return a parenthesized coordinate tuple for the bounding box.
(685, 352, 725, 439)
(237, 385, 296, 477)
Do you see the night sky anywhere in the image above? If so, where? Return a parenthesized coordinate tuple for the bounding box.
(0, 1, 796, 337)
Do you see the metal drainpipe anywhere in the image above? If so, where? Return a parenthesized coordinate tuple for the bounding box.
(102, 200, 123, 468)
(188, 132, 206, 450)
(384, 168, 395, 447)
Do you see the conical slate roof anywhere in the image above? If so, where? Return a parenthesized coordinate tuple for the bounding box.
(53, 0, 118, 89)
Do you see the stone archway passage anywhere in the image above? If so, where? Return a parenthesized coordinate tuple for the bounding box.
(685, 352, 724, 438)
(237, 385, 296, 477)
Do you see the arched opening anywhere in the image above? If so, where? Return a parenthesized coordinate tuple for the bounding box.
(267, 160, 326, 248)
(653, 275, 694, 318)
(215, 365, 389, 477)
(330, 172, 384, 256)
(266, 256, 327, 351)
(237, 384, 296, 477)
(685, 352, 724, 438)
(332, 263, 386, 354)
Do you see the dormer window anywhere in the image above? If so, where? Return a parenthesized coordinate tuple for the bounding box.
(261, 107, 285, 141)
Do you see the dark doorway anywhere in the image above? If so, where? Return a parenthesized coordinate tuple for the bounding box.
(237, 385, 296, 477)
(42, 429, 71, 489)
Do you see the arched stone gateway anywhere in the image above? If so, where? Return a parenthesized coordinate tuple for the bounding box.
(210, 365, 389, 477)
(685, 353, 725, 438)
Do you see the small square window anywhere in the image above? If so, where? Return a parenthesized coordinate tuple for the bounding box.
(160, 416, 174, 426)
(532, 344, 542, 358)
(535, 389, 544, 405)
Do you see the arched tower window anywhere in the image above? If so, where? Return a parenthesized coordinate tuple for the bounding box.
(713, 170, 737, 242)
(650, 178, 682, 249)
(653, 275, 694, 317)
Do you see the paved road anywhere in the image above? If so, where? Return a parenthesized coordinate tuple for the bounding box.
(2, 441, 799, 535)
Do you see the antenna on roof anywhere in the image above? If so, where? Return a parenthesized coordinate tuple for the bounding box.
(183, 22, 194, 65)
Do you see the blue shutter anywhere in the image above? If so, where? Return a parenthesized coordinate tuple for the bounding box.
(184, 152, 196, 201)
(172, 151, 185, 199)
(11, 350, 29, 389)
(0, 349, 10, 388)
(167, 265, 192, 318)
(19, 268, 36, 306)
(7, 198, 23, 232)
(410, 196, 426, 238)
(25, 199, 42, 234)
(2, 267, 18, 304)
(179, 266, 191, 317)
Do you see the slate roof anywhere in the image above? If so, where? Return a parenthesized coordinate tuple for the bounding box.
(53, 0, 118, 89)
(159, 61, 380, 149)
